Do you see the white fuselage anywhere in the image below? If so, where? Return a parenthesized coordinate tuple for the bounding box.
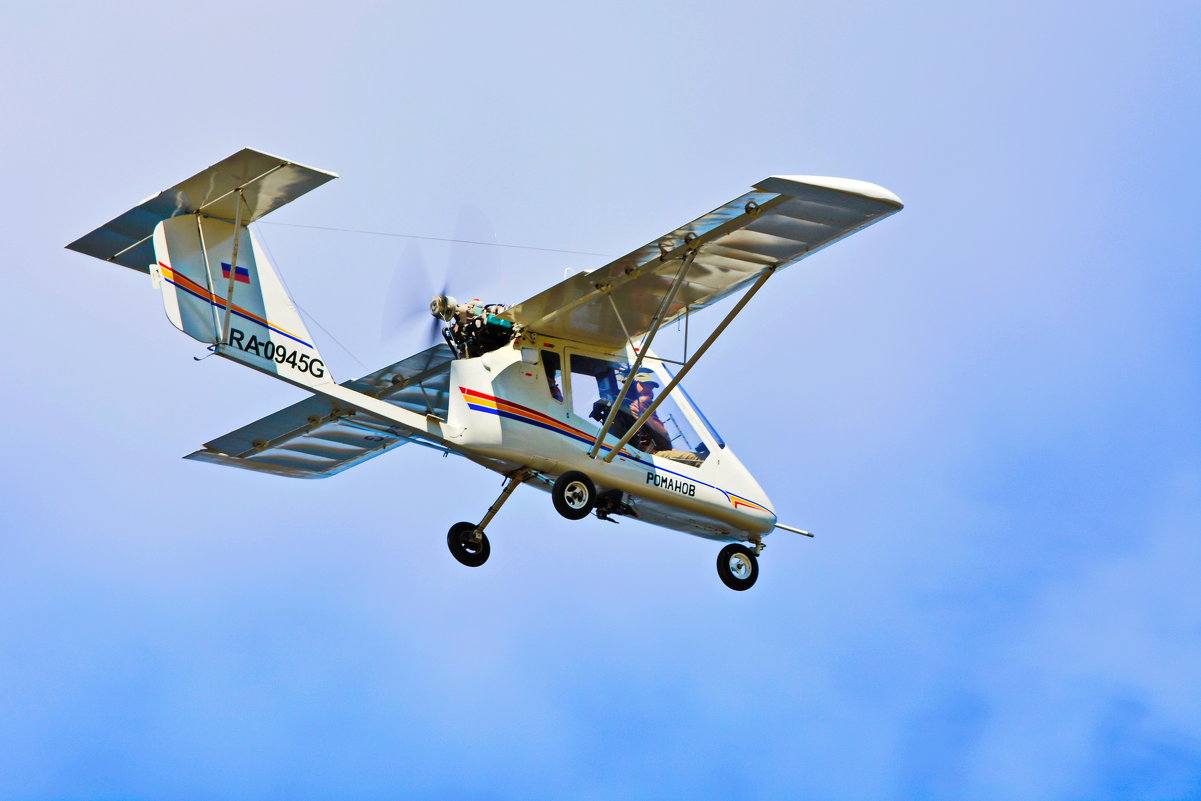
(440, 338, 776, 543)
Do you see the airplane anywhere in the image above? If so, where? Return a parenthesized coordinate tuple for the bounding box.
(66, 149, 902, 590)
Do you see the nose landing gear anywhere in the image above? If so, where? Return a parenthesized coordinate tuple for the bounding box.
(716, 543, 759, 591)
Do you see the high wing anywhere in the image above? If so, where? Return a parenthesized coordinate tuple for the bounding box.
(185, 344, 454, 478)
(501, 176, 902, 347)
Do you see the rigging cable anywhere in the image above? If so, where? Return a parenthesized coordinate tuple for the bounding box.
(252, 224, 370, 371)
(259, 221, 614, 258)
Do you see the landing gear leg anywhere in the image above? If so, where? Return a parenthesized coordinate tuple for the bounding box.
(446, 471, 531, 567)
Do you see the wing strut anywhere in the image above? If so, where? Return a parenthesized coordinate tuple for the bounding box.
(601, 264, 777, 463)
(587, 249, 698, 458)
(217, 188, 246, 344)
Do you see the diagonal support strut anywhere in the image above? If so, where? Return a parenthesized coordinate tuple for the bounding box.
(587, 249, 697, 459)
(602, 265, 777, 463)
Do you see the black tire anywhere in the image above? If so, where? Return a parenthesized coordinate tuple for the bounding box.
(552, 471, 596, 520)
(716, 544, 758, 591)
(447, 521, 490, 567)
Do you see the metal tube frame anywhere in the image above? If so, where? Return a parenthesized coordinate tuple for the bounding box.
(195, 214, 222, 342)
(218, 189, 246, 344)
(602, 266, 777, 463)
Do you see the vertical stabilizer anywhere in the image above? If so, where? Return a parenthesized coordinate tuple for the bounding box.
(151, 214, 333, 387)
(66, 149, 340, 391)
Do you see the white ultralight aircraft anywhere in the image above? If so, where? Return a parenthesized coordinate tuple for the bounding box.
(67, 149, 902, 590)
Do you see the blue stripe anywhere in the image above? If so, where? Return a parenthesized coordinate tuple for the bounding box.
(164, 277, 314, 349)
(467, 400, 768, 510)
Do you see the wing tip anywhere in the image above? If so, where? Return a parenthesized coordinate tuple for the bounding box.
(757, 175, 904, 209)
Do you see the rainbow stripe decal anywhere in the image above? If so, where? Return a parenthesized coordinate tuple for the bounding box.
(158, 261, 313, 349)
(460, 387, 636, 459)
(459, 387, 771, 514)
(727, 494, 770, 513)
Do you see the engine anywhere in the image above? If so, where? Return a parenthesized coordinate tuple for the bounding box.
(430, 295, 518, 359)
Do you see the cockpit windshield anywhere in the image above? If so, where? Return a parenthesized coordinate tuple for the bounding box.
(566, 353, 711, 467)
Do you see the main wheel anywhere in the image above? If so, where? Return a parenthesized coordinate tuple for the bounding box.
(716, 544, 758, 591)
(447, 521, 490, 567)
(552, 471, 596, 520)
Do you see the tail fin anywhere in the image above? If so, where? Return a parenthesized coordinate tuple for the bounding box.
(67, 149, 338, 388)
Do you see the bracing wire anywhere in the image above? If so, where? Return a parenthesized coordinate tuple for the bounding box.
(252, 224, 370, 371)
(259, 220, 614, 258)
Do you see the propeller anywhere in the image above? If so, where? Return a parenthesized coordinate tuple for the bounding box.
(380, 239, 446, 349)
(379, 205, 501, 351)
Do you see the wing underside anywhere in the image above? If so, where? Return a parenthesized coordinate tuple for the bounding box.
(502, 176, 902, 347)
(186, 344, 454, 478)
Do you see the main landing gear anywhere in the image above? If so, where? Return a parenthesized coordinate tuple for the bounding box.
(444, 469, 603, 568)
(445, 470, 531, 567)
(552, 471, 596, 520)
(447, 521, 490, 567)
(446, 468, 766, 592)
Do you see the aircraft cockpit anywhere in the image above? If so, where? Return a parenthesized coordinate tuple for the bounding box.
(551, 351, 714, 466)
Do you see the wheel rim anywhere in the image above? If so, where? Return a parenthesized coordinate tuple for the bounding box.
(458, 530, 483, 554)
(728, 552, 753, 580)
(563, 481, 590, 509)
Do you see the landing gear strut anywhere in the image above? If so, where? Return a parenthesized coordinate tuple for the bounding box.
(716, 543, 759, 591)
(446, 471, 531, 567)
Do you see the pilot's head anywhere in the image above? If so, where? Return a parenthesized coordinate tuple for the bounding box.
(631, 370, 659, 393)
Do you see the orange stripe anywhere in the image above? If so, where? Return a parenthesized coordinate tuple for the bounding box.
(459, 387, 770, 512)
(159, 262, 303, 341)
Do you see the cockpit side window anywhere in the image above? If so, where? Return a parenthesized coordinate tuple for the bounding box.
(568, 354, 624, 424)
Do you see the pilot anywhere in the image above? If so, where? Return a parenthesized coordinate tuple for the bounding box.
(621, 369, 672, 453)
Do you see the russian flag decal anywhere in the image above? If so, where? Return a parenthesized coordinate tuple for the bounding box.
(221, 262, 251, 284)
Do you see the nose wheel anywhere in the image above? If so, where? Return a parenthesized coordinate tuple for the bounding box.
(717, 543, 759, 591)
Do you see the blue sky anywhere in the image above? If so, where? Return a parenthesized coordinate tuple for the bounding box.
(3, 1, 1200, 798)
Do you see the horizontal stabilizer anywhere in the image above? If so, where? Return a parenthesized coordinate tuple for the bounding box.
(185, 344, 455, 478)
(66, 148, 337, 273)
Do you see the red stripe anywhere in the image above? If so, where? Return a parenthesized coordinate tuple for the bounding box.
(461, 387, 591, 440)
(161, 262, 273, 330)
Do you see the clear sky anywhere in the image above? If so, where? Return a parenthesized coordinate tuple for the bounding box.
(3, 1, 1200, 798)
